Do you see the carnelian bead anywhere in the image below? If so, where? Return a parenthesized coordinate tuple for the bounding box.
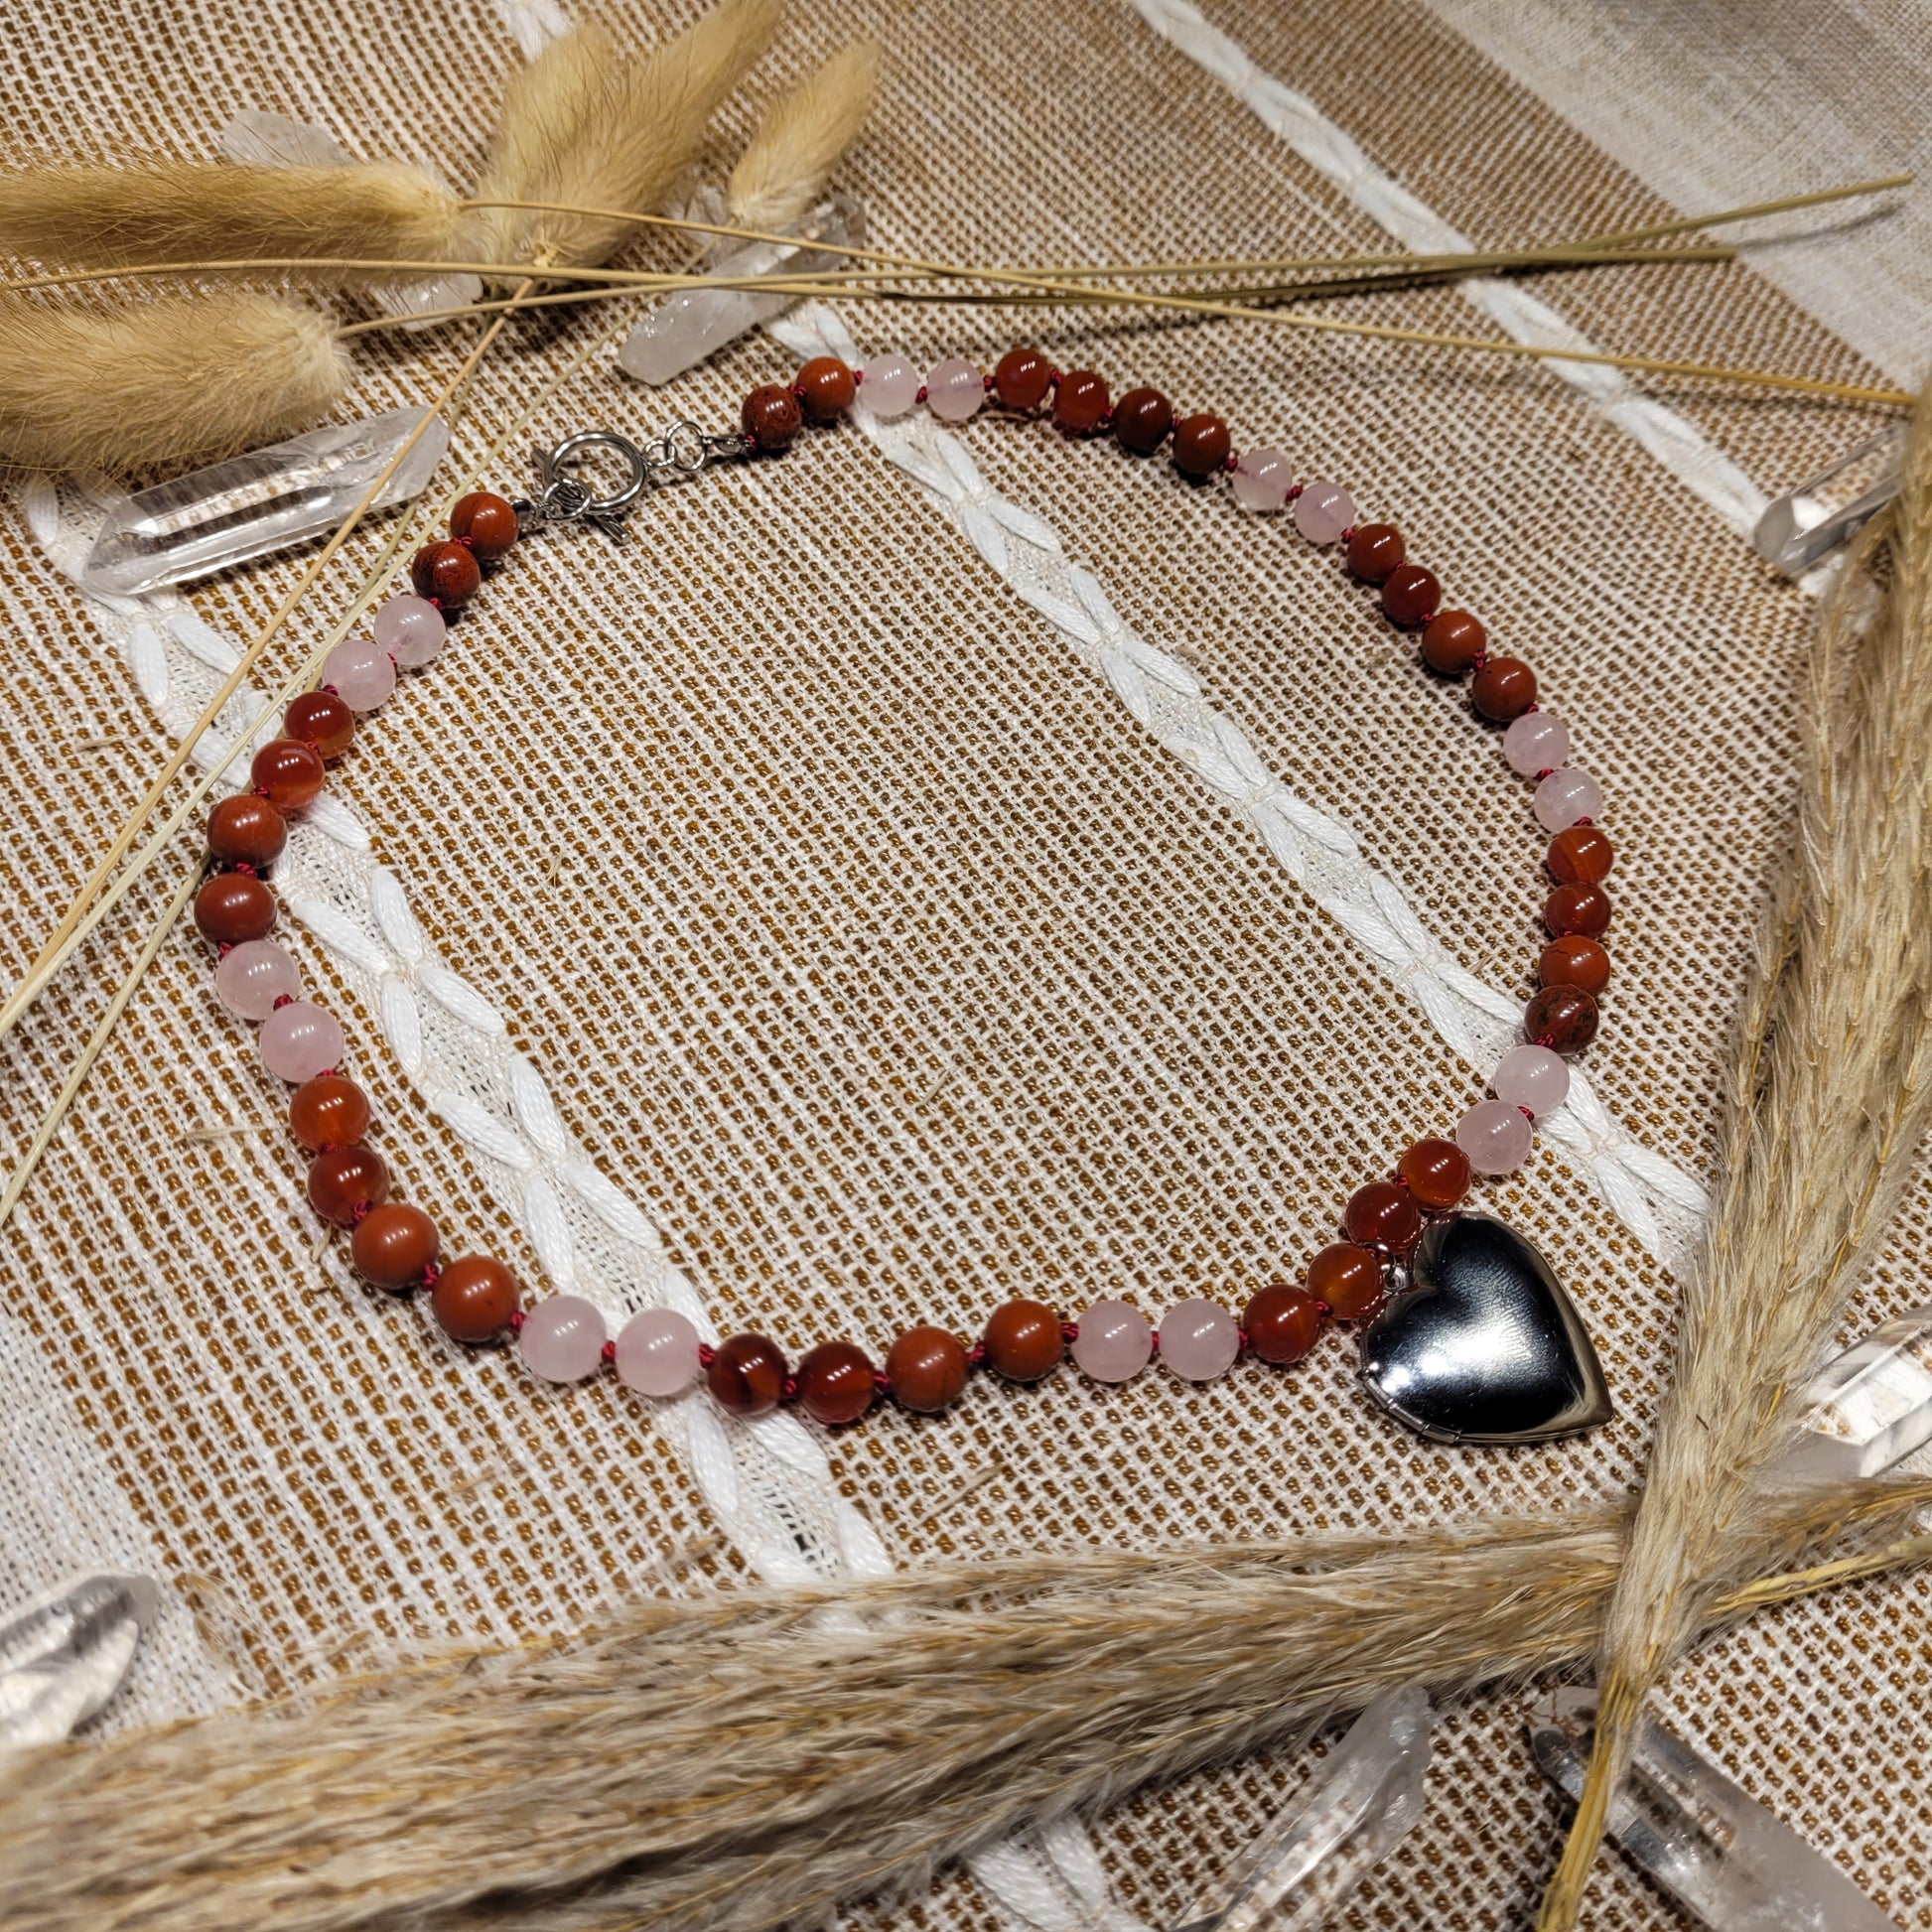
(1397, 1137, 1471, 1211)
(1347, 523, 1405, 584)
(307, 1144, 390, 1225)
(284, 690, 354, 759)
(1545, 883, 1611, 938)
(1243, 1282, 1327, 1364)
(1421, 609, 1485, 676)
(795, 1340, 876, 1425)
(1171, 412, 1231, 479)
(982, 1298, 1063, 1381)
(1053, 369, 1110, 435)
(410, 539, 482, 607)
(993, 345, 1054, 411)
(207, 793, 286, 868)
(1547, 825, 1614, 886)
(707, 1333, 788, 1415)
(194, 872, 276, 945)
(1525, 984, 1599, 1055)
(1307, 1242, 1385, 1319)
(432, 1255, 521, 1342)
(886, 1325, 970, 1412)
(351, 1201, 441, 1291)
(289, 1072, 370, 1151)
(1343, 1180, 1424, 1253)
(1539, 934, 1611, 997)
(1472, 656, 1538, 721)
(1113, 386, 1173, 456)
(795, 354, 857, 422)
(449, 490, 519, 561)
(250, 737, 326, 810)
(742, 383, 803, 452)
(1381, 564, 1441, 627)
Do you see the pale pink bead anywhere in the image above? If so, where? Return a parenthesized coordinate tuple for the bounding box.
(1159, 1298, 1240, 1381)
(1534, 765, 1605, 832)
(1493, 1043, 1570, 1118)
(1455, 1097, 1534, 1175)
(1293, 478, 1354, 544)
(1231, 447, 1293, 511)
(373, 595, 446, 669)
(259, 1000, 345, 1082)
(926, 356, 985, 423)
(861, 352, 921, 419)
(214, 937, 300, 1020)
(1071, 1298, 1152, 1383)
(519, 1295, 608, 1384)
(321, 636, 396, 713)
(1503, 709, 1570, 777)
(615, 1307, 702, 1397)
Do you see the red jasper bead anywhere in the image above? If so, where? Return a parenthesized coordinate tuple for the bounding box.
(1171, 412, 1231, 479)
(795, 1340, 877, 1425)
(307, 1143, 390, 1225)
(289, 1072, 370, 1151)
(250, 738, 326, 810)
(194, 871, 276, 945)
(1243, 1281, 1327, 1363)
(1307, 1241, 1386, 1320)
(1525, 984, 1600, 1055)
(1472, 656, 1538, 721)
(1381, 564, 1441, 627)
(284, 690, 354, 759)
(1053, 369, 1110, 435)
(1539, 934, 1611, 997)
(1420, 609, 1485, 676)
(431, 1255, 521, 1342)
(795, 354, 857, 422)
(742, 383, 803, 452)
(449, 490, 520, 561)
(351, 1201, 441, 1291)
(707, 1333, 788, 1415)
(1546, 883, 1612, 938)
(1547, 825, 1614, 885)
(982, 1298, 1064, 1381)
(1343, 1180, 1424, 1254)
(886, 1325, 971, 1412)
(1112, 386, 1173, 456)
(1346, 523, 1405, 584)
(207, 793, 287, 868)
(410, 539, 482, 607)
(1396, 1137, 1471, 1211)
(993, 345, 1054, 412)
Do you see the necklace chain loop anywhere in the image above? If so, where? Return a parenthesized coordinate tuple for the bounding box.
(522, 422, 753, 539)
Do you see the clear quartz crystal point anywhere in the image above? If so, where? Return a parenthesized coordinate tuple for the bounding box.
(0, 1572, 155, 1749)
(1785, 1303, 1932, 1479)
(1529, 1688, 1899, 1932)
(618, 193, 867, 385)
(1751, 424, 1904, 577)
(1172, 1686, 1432, 1932)
(82, 407, 451, 597)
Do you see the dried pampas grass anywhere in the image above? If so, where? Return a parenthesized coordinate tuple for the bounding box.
(727, 39, 880, 231)
(0, 293, 347, 476)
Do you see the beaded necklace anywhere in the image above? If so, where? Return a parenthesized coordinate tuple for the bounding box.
(199, 343, 1616, 1449)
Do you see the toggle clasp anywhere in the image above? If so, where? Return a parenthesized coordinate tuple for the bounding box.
(524, 421, 755, 539)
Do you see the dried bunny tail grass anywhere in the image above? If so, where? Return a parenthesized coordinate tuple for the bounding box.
(1538, 383, 1932, 1928)
(0, 293, 347, 476)
(726, 38, 880, 231)
(1, 1478, 1926, 1932)
(0, 160, 463, 275)
(476, 0, 783, 272)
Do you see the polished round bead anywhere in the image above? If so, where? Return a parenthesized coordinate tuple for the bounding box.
(1396, 1136, 1470, 1211)
(1546, 882, 1612, 938)
(615, 1307, 703, 1396)
(1420, 609, 1485, 676)
(1293, 478, 1354, 544)
(289, 1071, 369, 1150)
(1525, 984, 1600, 1055)
(1244, 1281, 1326, 1364)
(707, 1332, 788, 1414)
(306, 1143, 389, 1225)
(1493, 1043, 1570, 1118)
(1472, 656, 1537, 722)
(926, 356, 985, 423)
(1113, 386, 1173, 456)
(519, 1294, 608, 1382)
(1343, 1179, 1424, 1253)
(410, 539, 482, 607)
(449, 490, 519, 561)
(983, 1298, 1064, 1381)
(259, 1000, 345, 1083)
(993, 345, 1054, 411)
(1504, 708, 1571, 776)
(1539, 934, 1611, 997)
(1346, 523, 1405, 584)
(214, 937, 300, 1019)
(432, 1255, 521, 1342)
(795, 1340, 876, 1425)
(1231, 446, 1292, 510)
(1070, 1298, 1151, 1382)
(860, 351, 921, 419)
(321, 636, 396, 713)
(194, 872, 276, 945)
(285, 689, 354, 759)
(207, 793, 286, 868)
(1307, 1242, 1384, 1319)
(1547, 825, 1614, 886)
(742, 382, 803, 452)
(1053, 369, 1110, 435)
(1171, 412, 1231, 479)
(251, 738, 326, 810)
(372, 595, 447, 670)
(1455, 1097, 1534, 1175)
(886, 1325, 970, 1412)
(1159, 1298, 1240, 1381)
(1381, 563, 1441, 628)
(795, 354, 857, 422)
(1534, 766, 1604, 832)
(350, 1201, 440, 1291)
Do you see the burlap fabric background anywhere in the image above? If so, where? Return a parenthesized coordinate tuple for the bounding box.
(2, 0, 1927, 1925)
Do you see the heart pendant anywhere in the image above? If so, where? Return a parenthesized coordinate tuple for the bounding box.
(1358, 1213, 1612, 1446)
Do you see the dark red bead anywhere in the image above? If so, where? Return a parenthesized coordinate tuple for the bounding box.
(1420, 610, 1485, 676)
(742, 383, 803, 453)
(795, 355, 856, 422)
(1053, 369, 1110, 435)
(250, 738, 326, 810)
(411, 539, 482, 607)
(707, 1333, 788, 1415)
(1547, 826, 1614, 886)
(1525, 984, 1600, 1055)
(1396, 1137, 1470, 1211)
(795, 1340, 876, 1425)
(993, 346, 1054, 412)
(1346, 524, 1405, 584)
(1545, 883, 1611, 938)
(1243, 1282, 1327, 1364)
(1112, 386, 1173, 456)
(194, 871, 276, 945)
(1539, 935, 1611, 997)
(1307, 1242, 1385, 1319)
(1171, 412, 1231, 479)
(351, 1201, 441, 1291)
(449, 490, 519, 561)
(982, 1299, 1064, 1381)
(1342, 1180, 1424, 1253)
(207, 793, 287, 868)
(289, 1072, 370, 1151)
(886, 1325, 971, 1412)
(1381, 564, 1441, 627)
(431, 1255, 521, 1342)
(284, 690, 353, 759)
(1472, 657, 1538, 722)
(307, 1144, 390, 1225)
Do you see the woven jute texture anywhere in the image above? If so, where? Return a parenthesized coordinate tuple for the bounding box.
(1, 0, 1927, 1926)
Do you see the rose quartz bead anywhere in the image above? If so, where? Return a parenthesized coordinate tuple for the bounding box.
(373, 594, 446, 669)
(861, 352, 921, 419)
(1159, 1298, 1240, 1381)
(1504, 710, 1571, 777)
(615, 1307, 703, 1397)
(518, 1294, 608, 1383)
(926, 356, 984, 423)
(321, 636, 396, 713)
(259, 1000, 345, 1082)
(1231, 447, 1292, 511)
(1071, 1298, 1152, 1383)
(1534, 766, 1605, 833)
(1455, 1097, 1535, 1175)
(1493, 1043, 1570, 1118)
(214, 937, 300, 1020)
(1293, 478, 1354, 544)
